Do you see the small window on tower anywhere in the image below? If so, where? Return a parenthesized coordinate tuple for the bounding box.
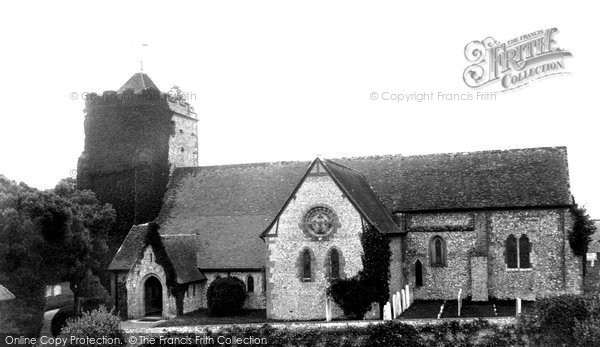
(179, 129, 184, 134)
(180, 147, 185, 152)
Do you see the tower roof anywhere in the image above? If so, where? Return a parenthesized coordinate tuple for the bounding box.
(117, 72, 159, 93)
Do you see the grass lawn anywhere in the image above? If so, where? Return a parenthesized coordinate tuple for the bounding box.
(156, 309, 268, 327)
(399, 300, 445, 319)
(400, 299, 534, 319)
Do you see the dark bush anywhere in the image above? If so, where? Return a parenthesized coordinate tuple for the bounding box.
(207, 277, 246, 316)
(327, 277, 373, 319)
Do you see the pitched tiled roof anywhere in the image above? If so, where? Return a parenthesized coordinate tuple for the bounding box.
(117, 72, 159, 93)
(259, 159, 402, 238)
(162, 236, 206, 283)
(322, 159, 401, 234)
(108, 224, 205, 283)
(108, 224, 149, 271)
(156, 161, 312, 269)
(339, 146, 572, 212)
(0, 284, 15, 301)
(149, 146, 573, 270)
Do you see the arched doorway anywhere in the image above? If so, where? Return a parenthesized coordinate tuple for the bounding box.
(144, 276, 162, 316)
(415, 260, 423, 287)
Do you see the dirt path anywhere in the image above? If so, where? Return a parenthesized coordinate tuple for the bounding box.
(37, 309, 59, 346)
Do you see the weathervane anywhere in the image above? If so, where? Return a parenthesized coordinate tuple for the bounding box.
(140, 43, 148, 72)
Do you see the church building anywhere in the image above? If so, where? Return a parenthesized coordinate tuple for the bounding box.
(80, 73, 583, 320)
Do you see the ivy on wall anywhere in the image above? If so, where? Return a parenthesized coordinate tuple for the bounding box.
(327, 221, 391, 319)
(144, 222, 189, 315)
(360, 223, 392, 307)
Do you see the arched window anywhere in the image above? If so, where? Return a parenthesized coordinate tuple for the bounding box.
(505, 234, 531, 269)
(505, 234, 518, 268)
(303, 249, 312, 280)
(247, 275, 254, 293)
(415, 260, 423, 287)
(330, 249, 340, 279)
(429, 236, 446, 267)
(519, 235, 531, 268)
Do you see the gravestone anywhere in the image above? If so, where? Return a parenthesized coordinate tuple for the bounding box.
(458, 288, 463, 317)
(383, 302, 392, 320)
(325, 297, 332, 322)
(401, 289, 406, 310)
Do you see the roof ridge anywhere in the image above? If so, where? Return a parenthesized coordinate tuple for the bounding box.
(171, 146, 566, 173)
(402, 146, 567, 160)
(140, 73, 147, 89)
(173, 159, 310, 171)
(334, 146, 567, 162)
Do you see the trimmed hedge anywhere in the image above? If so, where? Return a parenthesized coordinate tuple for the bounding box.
(143, 320, 524, 347)
(137, 294, 600, 346)
(517, 293, 600, 346)
(207, 277, 247, 316)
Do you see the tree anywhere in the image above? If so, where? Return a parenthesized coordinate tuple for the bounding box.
(0, 175, 48, 335)
(0, 174, 116, 326)
(569, 203, 597, 256)
(41, 178, 116, 313)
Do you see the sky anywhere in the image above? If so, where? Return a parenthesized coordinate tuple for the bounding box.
(0, 1, 598, 217)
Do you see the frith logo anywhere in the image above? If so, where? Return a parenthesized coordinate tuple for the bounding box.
(463, 28, 572, 91)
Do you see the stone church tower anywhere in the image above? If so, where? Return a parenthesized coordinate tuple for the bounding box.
(77, 72, 198, 248)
